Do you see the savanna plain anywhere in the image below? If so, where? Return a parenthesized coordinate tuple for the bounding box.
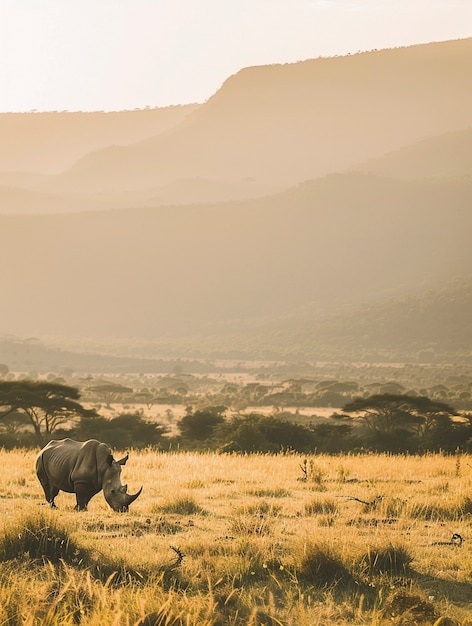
(1, 37, 472, 626)
(1, 450, 472, 625)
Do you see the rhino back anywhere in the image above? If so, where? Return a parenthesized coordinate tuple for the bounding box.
(38, 439, 111, 493)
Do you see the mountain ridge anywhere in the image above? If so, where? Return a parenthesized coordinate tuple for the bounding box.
(51, 38, 472, 194)
(2, 37, 471, 202)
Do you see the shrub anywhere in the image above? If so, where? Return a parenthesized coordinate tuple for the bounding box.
(74, 412, 169, 448)
(178, 406, 226, 442)
(218, 414, 316, 453)
(310, 422, 358, 453)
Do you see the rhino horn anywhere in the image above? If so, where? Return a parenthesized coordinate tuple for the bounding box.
(125, 486, 143, 505)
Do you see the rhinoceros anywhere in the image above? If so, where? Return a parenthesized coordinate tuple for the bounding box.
(36, 438, 143, 512)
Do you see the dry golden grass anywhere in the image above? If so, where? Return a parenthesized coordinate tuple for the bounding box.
(1, 449, 472, 624)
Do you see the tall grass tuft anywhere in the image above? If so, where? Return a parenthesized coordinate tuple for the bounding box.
(154, 495, 207, 516)
(0, 511, 92, 566)
(458, 496, 472, 516)
(247, 488, 290, 498)
(359, 543, 413, 578)
(298, 542, 354, 588)
(408, 496, 472, 521)
(230, 501, 281, 536)
(304, 497, 339, 516)
(132, 602, 188, 626)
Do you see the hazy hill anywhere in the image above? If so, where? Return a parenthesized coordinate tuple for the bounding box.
(0, 105, 199, 175)
(138, 274, 472, 363)
(1, 274, 471, 370)
(354, 127, 472, 180)
(255, 275, 472, 363)
(4, 121, 472, 216)
(1, 172, 470, 341)
(0, 184, 110, 214)
(0, 176, 279, 215)
(42, 38, 472, 196)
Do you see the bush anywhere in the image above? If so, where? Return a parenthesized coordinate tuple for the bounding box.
(74, 412, 169, 448)
(0, 430, 36, 449)
(178, 406, 226, 442)
(310, 422, 358, 453)
(218, 413, 316, 453)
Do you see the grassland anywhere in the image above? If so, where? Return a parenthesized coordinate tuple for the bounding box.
(1, 450, 472, 625)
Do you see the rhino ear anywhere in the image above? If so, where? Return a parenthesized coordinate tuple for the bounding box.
(116, 454, 129, 466)
(106, 453, 114, 466)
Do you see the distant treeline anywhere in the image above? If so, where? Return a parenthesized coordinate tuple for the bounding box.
(1, 380, 470, 455)
(2, 407, 471, 455)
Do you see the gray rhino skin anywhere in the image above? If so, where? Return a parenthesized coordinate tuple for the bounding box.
(36, 438, 143, 512)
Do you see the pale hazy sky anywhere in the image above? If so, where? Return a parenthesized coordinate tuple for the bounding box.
(1, 0, 471, 112)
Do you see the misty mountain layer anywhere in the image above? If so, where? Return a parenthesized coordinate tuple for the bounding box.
(1, 38, 471, 362)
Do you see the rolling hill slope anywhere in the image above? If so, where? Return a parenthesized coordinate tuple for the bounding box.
(253, 275, 472, 363)
(2, 274, 471, 369)
(1, 173, 470, 341)
(354, 127, 472, 180)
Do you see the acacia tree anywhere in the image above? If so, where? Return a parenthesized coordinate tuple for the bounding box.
(342, 393, 458, 449)
(86, 383, 133, 408)
(0, 380, 97, 445)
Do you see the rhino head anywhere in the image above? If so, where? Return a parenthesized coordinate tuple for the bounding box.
(102, 453, 143, 512)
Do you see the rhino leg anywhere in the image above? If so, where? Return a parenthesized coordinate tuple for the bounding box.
(43, 483, 59, 508)
(48, 489, 60, 508)
(36, 461, 60, 508)
(74, 482, 96, 511)
(41, 485, 59, 508)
